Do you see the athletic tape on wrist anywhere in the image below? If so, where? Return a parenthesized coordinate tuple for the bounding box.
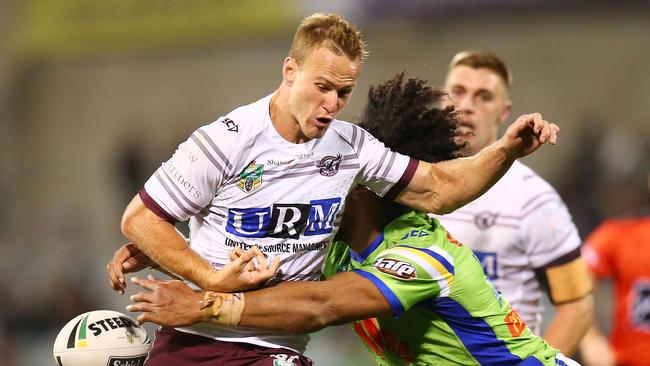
(200, 291, 244, 327)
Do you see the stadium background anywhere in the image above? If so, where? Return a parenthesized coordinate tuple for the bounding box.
(0, 1, 648, 365)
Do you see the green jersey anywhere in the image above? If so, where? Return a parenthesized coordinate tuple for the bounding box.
(322, 211, 561, 366)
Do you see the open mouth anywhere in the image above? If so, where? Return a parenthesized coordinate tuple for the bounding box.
(457, 122, 475, 137)
(315, 117, 333, 125)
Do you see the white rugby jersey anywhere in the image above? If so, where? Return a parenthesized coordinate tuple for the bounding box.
(432, 160, 581, 333)
(141, 94, 417, 352)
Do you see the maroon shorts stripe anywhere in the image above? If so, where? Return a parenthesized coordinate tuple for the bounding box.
(144, 327, 313, 366)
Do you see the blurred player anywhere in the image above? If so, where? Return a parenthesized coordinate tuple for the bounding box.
(127, 73, 580, 365)
(432, 50, 592, 355)
(109, 14, 559, 365)
(579, 177, 650, 366)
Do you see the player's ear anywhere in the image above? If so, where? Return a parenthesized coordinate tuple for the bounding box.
(498, 99, 512, 124)
(282, 57, 298, 85)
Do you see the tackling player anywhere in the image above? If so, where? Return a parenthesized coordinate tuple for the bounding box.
(432, 50, 593, 355)
(126, 74, 580, 366)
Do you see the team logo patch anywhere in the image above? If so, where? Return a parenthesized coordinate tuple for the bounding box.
(474, 211, 498, 230)
(271, 354, 298, 366)
(373, 257, 416, 279)
(316, 154, 342, 176)
(237, 161, 263, 193)
(504, 309, 526, 337)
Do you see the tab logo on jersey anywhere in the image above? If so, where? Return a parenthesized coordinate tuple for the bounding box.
(373, 257, 416, 279)
(474, 251, 498, 280)
(632, 282, 650, 329)
(226, 197, 341, 239)
(316, 154, 342, 176)
(237, 161, 263, 193)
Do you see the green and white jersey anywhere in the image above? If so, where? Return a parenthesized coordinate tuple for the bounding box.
(323, 211, 561, 366)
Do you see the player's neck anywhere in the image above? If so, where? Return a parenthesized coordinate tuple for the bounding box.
(341, 190, 402, 253)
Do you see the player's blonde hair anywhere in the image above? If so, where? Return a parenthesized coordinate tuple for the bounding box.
(289, 13, 367, 65)
(449, 50, 512, 88)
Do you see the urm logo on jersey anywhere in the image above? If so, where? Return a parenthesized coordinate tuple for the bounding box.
(226, 198, 341, 238)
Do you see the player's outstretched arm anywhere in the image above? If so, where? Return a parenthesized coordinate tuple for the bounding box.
(128, 271, 391, 333)
(396, 113, 560, 214)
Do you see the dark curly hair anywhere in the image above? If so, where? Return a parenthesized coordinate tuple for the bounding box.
(358, 72, 462, 163)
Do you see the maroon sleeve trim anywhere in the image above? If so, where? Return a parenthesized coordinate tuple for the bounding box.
(539, 247, 582, 269)
(385, 157, 419, 201)
(139, 188, 178, 224)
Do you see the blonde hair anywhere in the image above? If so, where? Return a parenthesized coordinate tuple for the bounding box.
(449, 50, 512, 88)
(289, 13, 367, 64)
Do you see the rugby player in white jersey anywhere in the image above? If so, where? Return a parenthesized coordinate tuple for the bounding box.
(107, 15, 560, 365)
(432, 50, 593, 356)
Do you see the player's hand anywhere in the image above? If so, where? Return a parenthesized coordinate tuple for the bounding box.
(499, 113, 559, 159)
(209, 246, 280, 292)
(579, 332, 616, 366)
(107, 242, 155, 294)
(127, 275, 204, 327)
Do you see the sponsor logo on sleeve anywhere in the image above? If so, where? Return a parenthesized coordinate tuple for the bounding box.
(220, 117, 238, 132)
(316, 154, 342, 176)
(236, 161, 263, 193)
(373, 257, 416, 279)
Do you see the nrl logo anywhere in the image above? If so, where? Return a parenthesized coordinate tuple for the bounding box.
(270, 354, 298, 366)
(237, 161, 263, 193)
(316, 154, 342, 177)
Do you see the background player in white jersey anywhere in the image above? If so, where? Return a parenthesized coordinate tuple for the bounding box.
(433, 50, 592, 356)
(108, 14, 560, 365)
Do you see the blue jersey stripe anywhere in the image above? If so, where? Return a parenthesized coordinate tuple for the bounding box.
(419, 297, 523, 365)
(350, 232, 384, 263)
(395, 245, 455, 275)
(353, 270, 405, 317)
(518, 356, 544, 365)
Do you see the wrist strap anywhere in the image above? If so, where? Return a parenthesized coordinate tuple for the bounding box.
(200, 291, 244, 327)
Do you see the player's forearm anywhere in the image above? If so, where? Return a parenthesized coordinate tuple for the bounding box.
(238, 281, 337, 333)
(543, 294, 594, 355)
(426, 141, 513, 214)
(121, 197, 219, 291)
(235, 273, 390, 333)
